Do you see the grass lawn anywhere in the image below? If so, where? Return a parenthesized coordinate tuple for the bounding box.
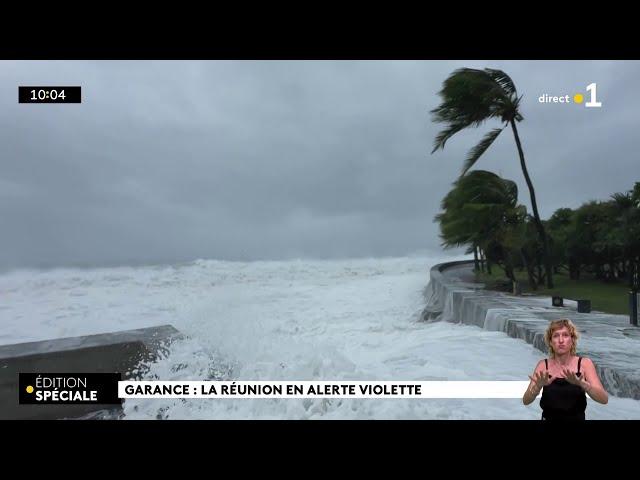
(475, 269, 632, 315)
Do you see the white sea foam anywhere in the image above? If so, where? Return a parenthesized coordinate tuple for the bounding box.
(2, 254, 639, 419)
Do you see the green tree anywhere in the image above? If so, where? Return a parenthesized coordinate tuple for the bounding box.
(567, 201, 611, 280)
(547, 207, 575, 276)
(606, 187, 640, 286)
(431, 67, 554, 288)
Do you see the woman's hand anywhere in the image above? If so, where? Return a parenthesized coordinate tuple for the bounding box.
(528, 371, 553, 389)
(563, 369, 592, 392)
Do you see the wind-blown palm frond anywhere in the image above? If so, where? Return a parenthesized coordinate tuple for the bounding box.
(462, 128, 504, 175)
(431, 68, 522, 158)
(484, 70, 525, 121)
(431, 69, 510, 125)
(432, 122, 467, 153)
(485, 69, 517, 97)
(502, 178, 519, 206)
(610, 192, 634, 210)
(446, 170, 518, 208)
(435, 169, 526, 251)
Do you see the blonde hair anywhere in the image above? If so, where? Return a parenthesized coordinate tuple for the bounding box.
(544, 319, 579, 358)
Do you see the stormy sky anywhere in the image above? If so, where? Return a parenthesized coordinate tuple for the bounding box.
(1, 60, 639, 269)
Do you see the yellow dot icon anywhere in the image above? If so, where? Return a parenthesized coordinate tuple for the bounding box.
(573, 94, 584, 104)
(26, 385, 34, 394)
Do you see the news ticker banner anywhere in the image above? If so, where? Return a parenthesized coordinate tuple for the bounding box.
(119, 381, 535, 399)
(18, 374, 538, 405)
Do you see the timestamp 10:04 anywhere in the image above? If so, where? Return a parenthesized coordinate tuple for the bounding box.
(18, 86, 81, 103)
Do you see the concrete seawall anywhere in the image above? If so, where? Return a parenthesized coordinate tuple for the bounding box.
(422, 260, 640, 400)
(0, 325, 182, 419)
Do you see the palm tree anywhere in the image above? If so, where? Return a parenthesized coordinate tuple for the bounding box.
(431, 68, 554, 288)
(435, 170, 530, 286)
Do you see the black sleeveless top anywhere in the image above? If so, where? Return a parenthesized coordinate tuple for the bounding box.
(540, 357, 587, 420)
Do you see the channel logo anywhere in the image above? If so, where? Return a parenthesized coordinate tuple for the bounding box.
(539, 83, 602, 107)
(19, 373, 122, 405)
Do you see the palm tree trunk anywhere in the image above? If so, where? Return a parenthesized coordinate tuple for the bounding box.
(473, 245, 479, 271)
(537, 262, 543, 286)
(503, 252, 516, 285)
(569, 257, 576, 280)
(520, 248, 537, 291)
(510, 120, 554, 288)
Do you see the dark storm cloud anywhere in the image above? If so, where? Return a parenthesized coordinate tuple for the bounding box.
(1, 60, 639, 269)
